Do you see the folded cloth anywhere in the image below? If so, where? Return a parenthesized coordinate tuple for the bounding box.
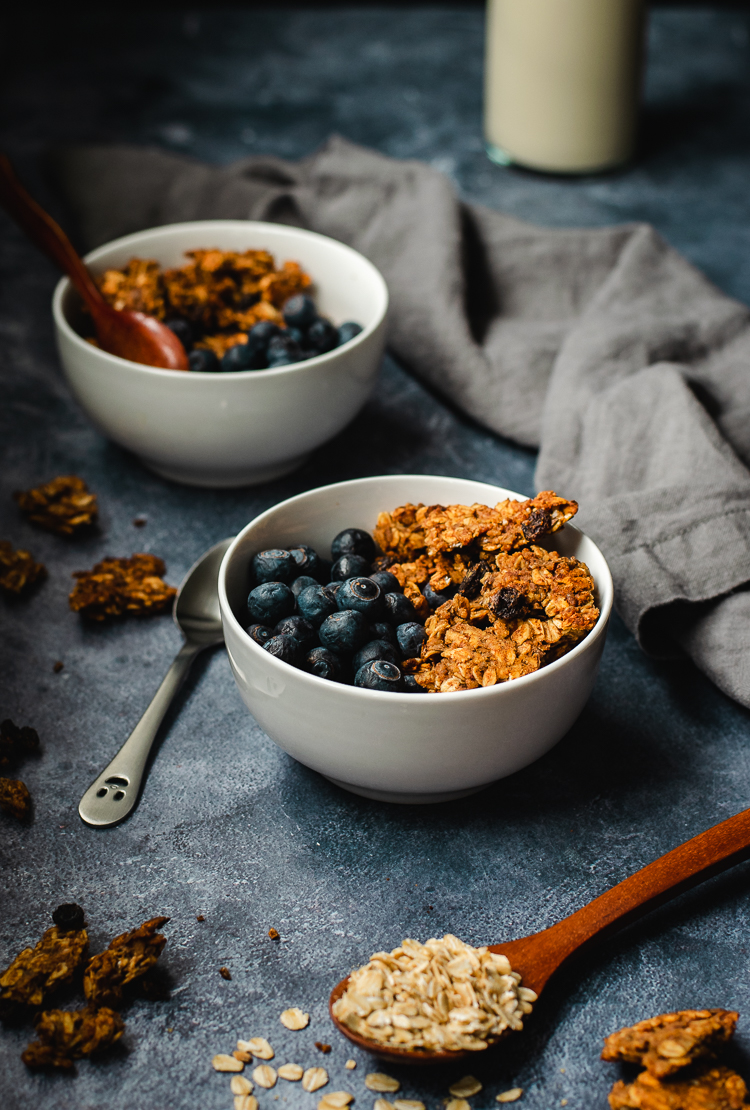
(55, 136, 750, 708)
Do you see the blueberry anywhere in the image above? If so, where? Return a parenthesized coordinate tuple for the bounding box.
(303, 646, 345, 682)
(282, 293, 317, 329)
(291, 575, 318, 599)
(285, 326, 305, 346)
(396, 621, 426, 658)
(263, 634, 300, 665)
(336, 576, 383, 618)
(404, 675, 427, 693)
(370, 570, 400, 593)
(422, 582, 456, 610)
(338, 321, 363, 345)
(247, 623, 273, 647)
(246, 320, 282, 356)
(331, 528, 377, 563)
(273, 615, 316, 651)
(384, 591, 418, 626)
(267, 333, 302, 367)
(289, 545, 328, 582)
(297, 584, 338, 627)
(354, 659, 404, 692)
(368, 621, 397, 646)
(319, 609, 369, 655)
(164, 316, 194, 351)
(331, 554, 370, 581)
(325, 581, 344, 598)
(188, 348, 220, 373)
(352, 639, 400, 673)
(221, 341, 258, 372)
(247, 582, 295, 626)
(307, 317, 339, 354)
(252, 549, 297, 585)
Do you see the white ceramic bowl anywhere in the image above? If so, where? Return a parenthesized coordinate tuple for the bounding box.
(52, 220, 388, 487)
(219, 474, 613, 804)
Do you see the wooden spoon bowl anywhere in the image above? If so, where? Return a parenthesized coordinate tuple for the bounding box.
(329, 804, 750, 1063)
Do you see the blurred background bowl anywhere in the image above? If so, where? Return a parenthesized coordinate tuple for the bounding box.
(52, 220, 388, 487)
(219, 474, 613, 804)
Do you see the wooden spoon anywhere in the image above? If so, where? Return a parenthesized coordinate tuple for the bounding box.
(0, 154, 188, 370)
(329, 804, 750, 1063)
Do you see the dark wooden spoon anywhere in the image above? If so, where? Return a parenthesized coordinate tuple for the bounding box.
(330, 804, 750, 1063)
(0, 154, 188, 370)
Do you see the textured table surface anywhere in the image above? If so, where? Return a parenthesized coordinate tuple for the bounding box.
(2, 5, 750, 1108)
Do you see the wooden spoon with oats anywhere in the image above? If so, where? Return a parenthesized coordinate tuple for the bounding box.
(329, 805, 750, 1063)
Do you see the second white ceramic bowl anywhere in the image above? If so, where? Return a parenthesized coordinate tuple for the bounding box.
(219, 475, 613, 804)
(52, 221, 388, 488)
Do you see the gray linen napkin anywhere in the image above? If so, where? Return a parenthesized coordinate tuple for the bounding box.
(55, 136, 750, 708)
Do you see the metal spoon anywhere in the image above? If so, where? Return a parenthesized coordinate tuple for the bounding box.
(329, 803, 750, 1063)
(0, 153, 189, 371)
(78, 538, 233, 828)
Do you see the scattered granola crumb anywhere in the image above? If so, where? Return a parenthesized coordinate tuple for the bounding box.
(231, 1075, 254, 1095)
(602, 1009, 739, 1078)
(213, 1053, 244, 1073)
(133, 516, 147, 528)
(253, 1064, 277, 1089)
(345, 1059, 357, 1070)
(235, 1050, 252, 1063)
(53, 661, 64, 673)
(560, 1101, 567, 1106)
(14, 475, 98, 536)
(0, 920, 89, 1013)
(608, 1065, 747, 1110)
(302, 1067, 329, 1092)
(0, 777, 32, 821)
(281, 1007, 310, 1030)
(0, 540, 47, 595)
(450, 1078, 482, 1099)
(22, 1005, 124, 1068)
(268, 927, 280, 940)
(496, 1092, 523, 1104)
(220, 967, 232, 980)
(83, 916, 169, 1006)
(70, 554, 176, 621)
(365, 1074, 400, 1094)
(316, 1041, 332, 1053)
(196, 915, 205, 922)
(278, 1063, 304, 1081)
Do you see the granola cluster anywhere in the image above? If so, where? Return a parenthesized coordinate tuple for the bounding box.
(603, 1009, 746, 1109)
(0, 539, 46, 595)
(14, 475, 98, 536)
(0, 719, 40, 822)
(97, 249, 311, 357)
(331, 934, 537, 1053)
(373, 493, 598, 693)
(84, 916, 169, 1007)
(69, 553, 176, 620)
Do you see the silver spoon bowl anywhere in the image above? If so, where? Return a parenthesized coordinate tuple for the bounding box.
(78, 538, 233, 828)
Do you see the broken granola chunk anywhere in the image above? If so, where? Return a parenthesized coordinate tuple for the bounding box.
(22, 1005, 124, 1069)
(69, 554, 176, 620)
(0, 718, 40, 772)
(0, 777, 32, 821)
(608, 1065, 749, 1110)
(83, 916, 169, 1006)
(0, 540, 47, 595)
(14, 475, 98, 536)
(602, 1010, 739, 1079)
(0, 924, 89, 1013)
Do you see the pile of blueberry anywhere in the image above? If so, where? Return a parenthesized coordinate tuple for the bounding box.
(245, 527, 428, 693)
(170, 294, 363, 374)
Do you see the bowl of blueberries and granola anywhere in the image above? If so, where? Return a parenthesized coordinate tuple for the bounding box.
(52, 220, 388, 487)
(218, 473, 613, 803)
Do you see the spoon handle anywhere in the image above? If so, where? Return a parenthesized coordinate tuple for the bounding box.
(504, 805, 750, 992)
(78, 640, 203, 828)
(0, 153, 104, 316)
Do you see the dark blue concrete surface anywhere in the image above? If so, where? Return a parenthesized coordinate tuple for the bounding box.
(2, 6, 750, 1109)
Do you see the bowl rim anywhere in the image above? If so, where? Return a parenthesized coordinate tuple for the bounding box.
(218, 474, 614, 704)
(51, 218, 390, 380)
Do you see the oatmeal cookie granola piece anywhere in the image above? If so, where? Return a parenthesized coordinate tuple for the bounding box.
(0, 540, 47, 594)
(83, 916, 169, 1006)
(602, 1010, 739, 1079)
(69, 554, 176, 620)
(0, 777, 32, 820)
(14, 475, 98, 536)
(0, 718, 40, 772)
(22, 1005, 125, 1069)
(0, 923, 89, 1013)
(608, 1065, 749, 1110)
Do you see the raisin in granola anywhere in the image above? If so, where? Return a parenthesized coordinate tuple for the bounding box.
(22, 1005, 124, 1069)
(0, 540, 47, 595)
(83, 916, 169, 1006)
(69, 554, 176, 620)
(608, 1065, 749, 1110)
(603, 1010, 739, 1079)
(14, 475, 98, 536)
(0, 923, 89, 1014)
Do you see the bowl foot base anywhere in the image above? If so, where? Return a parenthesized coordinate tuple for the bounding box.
(139, 452, 312, 489)
(324, 775, 490, 805)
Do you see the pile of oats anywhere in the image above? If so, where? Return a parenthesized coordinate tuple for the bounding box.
(332, 934, 537, 1053)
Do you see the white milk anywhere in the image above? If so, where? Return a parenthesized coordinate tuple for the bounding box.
(484, 0, 646, 174)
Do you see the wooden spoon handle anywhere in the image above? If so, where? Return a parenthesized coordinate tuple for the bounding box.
(0, 153, 104, 316)
(503, 805, 750, 992)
